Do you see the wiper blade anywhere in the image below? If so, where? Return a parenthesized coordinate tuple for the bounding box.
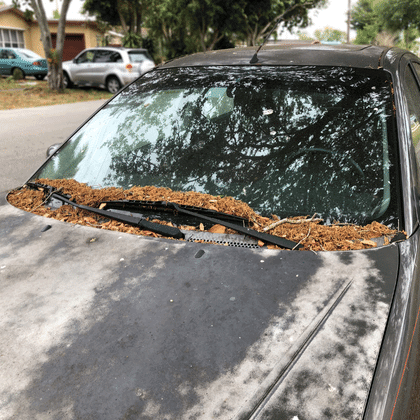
(25, 182, 184, 239)
(102, 200, 248, 225)
(102, 199, 302, 250)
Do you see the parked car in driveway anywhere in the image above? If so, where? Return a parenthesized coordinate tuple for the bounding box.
(0, 47, 47, 79)
(62, 46, 155, 93)
(3, 44, 420, 419)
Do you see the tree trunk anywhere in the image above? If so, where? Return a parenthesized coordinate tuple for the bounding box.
(53, 0, 71, 90)
(48, 63, 62, 90)
(117, 0, 129, 35)
(200, 17, 206, 52)
(136, 8, 143, 37)
(29, 0, 52, 55)
(207, 30, 223, 51)
(29, 0, 72, 92)
(200, 31, 206, 52)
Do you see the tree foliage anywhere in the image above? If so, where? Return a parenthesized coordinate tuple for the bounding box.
(83, 0, 327, 60)
(239, 0, 326, 47)
(351, 0, 420, 49)
(82, 0, 144, 36)
(313, 27, 347, 42)
(375, 0, 420, 32)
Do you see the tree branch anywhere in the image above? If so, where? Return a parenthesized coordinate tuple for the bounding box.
(256, 1, 315, 43)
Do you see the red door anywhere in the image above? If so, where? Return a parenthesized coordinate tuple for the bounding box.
(51, 34, 86, 61)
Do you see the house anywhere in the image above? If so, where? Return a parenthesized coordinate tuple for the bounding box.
(0, 5, 104, 60)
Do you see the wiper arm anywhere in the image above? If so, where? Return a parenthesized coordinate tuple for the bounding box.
(102, 200, 302, 250)
(102, 200, 248, 225)
(25, 182, 184, 239)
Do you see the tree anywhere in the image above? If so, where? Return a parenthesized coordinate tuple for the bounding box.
(82, 0, 145, 47)
(183, 0, 244, 52)
(142, 0, 192, 60)
(351, 0, 420, 49)
(351, 0, 382, 44)
(14, 0, 72, 91)
(239, 0, 327, 47)
(84, 0, 327, 60)
(297, 30, 314, 41)
(376, 0, 420, 32)
(84, 0, 238, 55)
(375, 0, 420, 49)
(139, 0, 244, 57)
(313, 27, 347, 43)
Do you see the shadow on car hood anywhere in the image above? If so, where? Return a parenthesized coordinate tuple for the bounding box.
(0, 199, 399, 420)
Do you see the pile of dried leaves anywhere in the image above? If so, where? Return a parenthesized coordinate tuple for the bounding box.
(7, 178, 404, 251)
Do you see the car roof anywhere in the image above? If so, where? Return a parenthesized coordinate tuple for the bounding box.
(14, 48, 40, 54)
(90, 46, 148, 52)
(160, 43, 394, 70)
(2, 47, 42, 57)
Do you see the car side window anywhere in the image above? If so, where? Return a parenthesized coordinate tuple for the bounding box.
(76, 50, 95, 64)
(94, 50, 114, 63)
(110, 52, 122, 63)
(404, 64, 420, 172)
(1, 50, 15, 59)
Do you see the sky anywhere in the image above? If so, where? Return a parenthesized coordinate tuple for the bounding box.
(4, 0, 356, 40)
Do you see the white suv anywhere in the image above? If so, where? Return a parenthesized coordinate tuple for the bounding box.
(62, 47, 155, 93)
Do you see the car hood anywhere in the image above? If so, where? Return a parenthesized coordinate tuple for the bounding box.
(62, 60, 74, 68)
(0, 197, 399, 420)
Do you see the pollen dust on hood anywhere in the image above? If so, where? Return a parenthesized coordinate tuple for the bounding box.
(7, 178, 405, 252)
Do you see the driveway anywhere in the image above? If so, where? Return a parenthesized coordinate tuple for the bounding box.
(0, 99, 107, 193)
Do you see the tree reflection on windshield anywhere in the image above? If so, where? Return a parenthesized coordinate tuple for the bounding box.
(35, 66, 398, 227)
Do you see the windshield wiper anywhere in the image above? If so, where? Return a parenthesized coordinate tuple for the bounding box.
(101, 200, 249, 225)
(25, 182, 184, 239)
(26, 182, 301, 249)
(102, 200, 302, 250)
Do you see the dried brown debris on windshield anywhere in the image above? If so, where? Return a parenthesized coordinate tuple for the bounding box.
(7, 178, 404, 251)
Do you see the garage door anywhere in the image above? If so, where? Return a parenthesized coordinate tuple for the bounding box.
(51, 34, 85, 61)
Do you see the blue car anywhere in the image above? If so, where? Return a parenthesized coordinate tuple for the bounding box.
(0, 47, 48, 80)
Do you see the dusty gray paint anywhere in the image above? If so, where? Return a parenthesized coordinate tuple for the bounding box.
(0, 201, 398, 420)
(248, 250, 396, 420)
(363, 231, 420, 419)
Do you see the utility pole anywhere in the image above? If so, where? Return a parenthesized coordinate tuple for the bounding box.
(347, 0, 351, 43)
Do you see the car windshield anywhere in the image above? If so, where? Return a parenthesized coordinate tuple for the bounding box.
(33, 66, 399, 227)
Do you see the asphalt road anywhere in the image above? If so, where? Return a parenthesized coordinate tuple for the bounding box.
(0, 99, 107, 193)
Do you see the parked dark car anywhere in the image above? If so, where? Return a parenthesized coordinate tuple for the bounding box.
(62, 46, 155, 93)
(2, 44, 420, 419)
(0, 47, 48, 79)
